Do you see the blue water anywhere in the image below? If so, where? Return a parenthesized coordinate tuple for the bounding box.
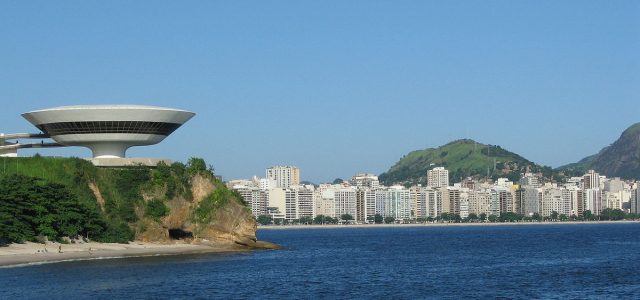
(2, 224, 640, 299)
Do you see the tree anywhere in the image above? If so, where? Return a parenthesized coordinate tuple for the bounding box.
(384, 216, 395, 224)
(186, 157, 208, 175)
(479, 213, 487, 222)
(487, 215, 498, 222)
(583, 210, 594, 221)
(299, 216, 313, 224)
(467, 213, 479, 222)
(550, 211, 559, 221)
(145, 199, 170, 221)
(374, 214, 384, 224)
(340, 214, 354, 222)
(256, 215, 273, 225)
(332, 178, 344, 184)
(532, 212, 542, 221)
(559, 214, 568, 221)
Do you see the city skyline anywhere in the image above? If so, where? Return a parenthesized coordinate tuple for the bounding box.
(1, 1, 639, 183)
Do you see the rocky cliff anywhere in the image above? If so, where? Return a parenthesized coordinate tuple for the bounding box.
(559, 123, 640, 179)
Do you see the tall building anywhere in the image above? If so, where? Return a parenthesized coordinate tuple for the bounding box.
(468, 190, 491, 216)
(334, 187, 357, 219)
(490, 187, 512, 216)
(233, 186, 268, 217)
(540, 188, 570, 217)
(631, 189, 640, 214)
(583, 170, 600, 190)
(283, 186, 314, 220)
(266, 166, 300, 189)
(427, 167, 449, 188)
(376, 187, 411, 220)
(410, 186, 428, 218)
(584, 188, 602, 215)
(567, 186, 584, 216)
(356, 188, 376, 223)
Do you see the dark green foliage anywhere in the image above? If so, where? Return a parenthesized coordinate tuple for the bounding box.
(0, 175, 106, 243)
(373, 214, 383, 224)
(299, 216, 313, 224)
(332, 178, 344, 184)
(145, 199, 170, 221)
(340, 214, 354, 221)
(313, 215, 337, 224)
(257, 215, 273, 225)
(187, 157, 208, 176)
(384, 216, 395, 224)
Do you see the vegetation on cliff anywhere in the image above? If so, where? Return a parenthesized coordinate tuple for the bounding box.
(379, 139, 555, 185)
(0, 156, 255, 246)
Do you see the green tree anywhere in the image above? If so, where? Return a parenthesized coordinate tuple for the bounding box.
(145, 199, 170, 221)
(550, 211, 559, 221)
(257, 215, 273, 225)
(583, 210, 594, 221)
(374, 214, 384, 224)
(332, 178, 344, 184)
(479, 213, 487, 222)
(384, 216, 395, 224)
(299, 216, 313, 224)
(487, 214, 498, 222)
(467, 213, 479, 222)
(340, 214, 354, 222)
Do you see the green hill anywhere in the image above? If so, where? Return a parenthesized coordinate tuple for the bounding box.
(0, 156, 258, 246)
(558, 123, 640, 179)
(379, 139, 553, 185)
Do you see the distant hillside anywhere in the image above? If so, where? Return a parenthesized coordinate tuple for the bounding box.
(558, 123, 640, 179)
(379, 139, 553, 185)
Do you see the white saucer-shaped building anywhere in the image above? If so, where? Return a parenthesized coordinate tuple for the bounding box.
(22, 105, 195, 158)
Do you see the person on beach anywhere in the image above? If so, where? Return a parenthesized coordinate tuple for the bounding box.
(58, 245, 62, 253)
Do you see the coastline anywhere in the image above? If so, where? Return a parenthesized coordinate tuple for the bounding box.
(258, 220, 640, 230)
(0, 241, 248, 268)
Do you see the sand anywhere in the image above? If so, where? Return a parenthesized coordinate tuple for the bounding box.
(0, 241, 245, 268)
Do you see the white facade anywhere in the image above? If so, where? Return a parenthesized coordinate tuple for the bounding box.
(427, 167, 449, 188)
(265, 166, 300, 189)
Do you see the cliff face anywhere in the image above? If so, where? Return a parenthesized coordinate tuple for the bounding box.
(133, 174, 263, 248)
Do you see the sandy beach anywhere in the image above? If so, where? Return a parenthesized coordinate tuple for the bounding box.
(0, 241, 247, 268)
(258, 220, 640, 230)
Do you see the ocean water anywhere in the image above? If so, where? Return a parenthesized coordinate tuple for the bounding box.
(1, 224, 640, 299)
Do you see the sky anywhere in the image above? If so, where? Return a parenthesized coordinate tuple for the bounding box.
(1, 1, 639, 183)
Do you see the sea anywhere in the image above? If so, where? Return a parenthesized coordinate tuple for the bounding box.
(1, 223, 640, 299)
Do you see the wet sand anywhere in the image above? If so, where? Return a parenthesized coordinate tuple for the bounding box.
(0, 241, 245, 268)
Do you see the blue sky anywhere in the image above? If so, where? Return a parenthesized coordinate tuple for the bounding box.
(1, 1, 639, 183)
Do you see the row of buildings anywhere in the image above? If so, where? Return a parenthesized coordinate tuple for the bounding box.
(228, 166, 640, 223)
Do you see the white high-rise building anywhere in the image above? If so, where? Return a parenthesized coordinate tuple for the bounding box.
(266, 166, 300, 189)
(427, 167, 449, 188)
(584, 188, 602, 215)
(583, 170, 600, 190)
(334, 187, 357, 219)
(233, 186, 268, 217)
